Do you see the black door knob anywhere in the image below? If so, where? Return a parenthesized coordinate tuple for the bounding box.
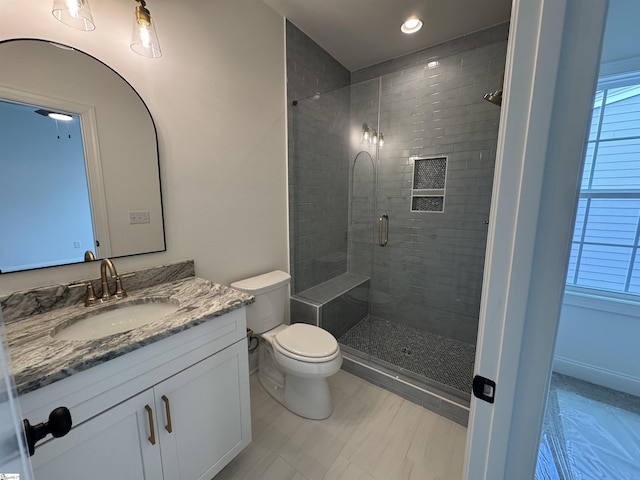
(23, 406, 72, 456)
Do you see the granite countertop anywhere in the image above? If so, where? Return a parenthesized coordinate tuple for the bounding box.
(5, 276, 253, 395)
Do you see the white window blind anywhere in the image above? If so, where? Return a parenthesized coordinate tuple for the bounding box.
(567, 81, 640, 296)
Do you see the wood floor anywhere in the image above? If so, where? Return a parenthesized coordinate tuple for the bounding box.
(215, 370, 467, 480)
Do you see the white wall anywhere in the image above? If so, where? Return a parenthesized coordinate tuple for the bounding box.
(554, 292, 640, 396)
(0, 0, 288, 293)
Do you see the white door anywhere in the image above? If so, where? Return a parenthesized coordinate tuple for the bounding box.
(0, 309, 33, 479)
(463, 0, 609, 478)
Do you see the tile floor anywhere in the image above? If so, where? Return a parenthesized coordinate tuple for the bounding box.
(215, 370, 467, 480)
(338, 316, 476, 394)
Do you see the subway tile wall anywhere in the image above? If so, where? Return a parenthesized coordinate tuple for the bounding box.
(287, 21, 351, 294)
(287, 21, 508, 344)
(352, 24, 508, 344)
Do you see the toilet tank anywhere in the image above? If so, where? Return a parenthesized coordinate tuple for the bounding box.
(230, 270, 291, 334)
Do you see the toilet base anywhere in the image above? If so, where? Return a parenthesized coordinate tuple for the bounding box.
(284, 375, 332, 420)
(258, 341, 334, 420)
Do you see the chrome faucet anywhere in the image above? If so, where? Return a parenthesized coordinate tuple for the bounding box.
(99, 258, 127, 302)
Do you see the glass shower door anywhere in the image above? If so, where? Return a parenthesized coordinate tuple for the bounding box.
(331, 78, 380, 364)
(288, 81, 375, 364)
(361, 63, 499, 403)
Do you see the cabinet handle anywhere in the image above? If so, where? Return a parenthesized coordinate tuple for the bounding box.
(161, 395, 173, 433)
(144, 404, 156, 445)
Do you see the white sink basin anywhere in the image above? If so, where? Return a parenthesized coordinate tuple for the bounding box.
(53, 301, 180, 341)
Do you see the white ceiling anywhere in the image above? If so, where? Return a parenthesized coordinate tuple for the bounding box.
(262, 0, 513, 71)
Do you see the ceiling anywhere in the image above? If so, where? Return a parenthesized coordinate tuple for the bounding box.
(262, 0, 513, 71)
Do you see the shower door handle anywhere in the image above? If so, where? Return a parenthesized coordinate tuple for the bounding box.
(379, 214, 389, 246)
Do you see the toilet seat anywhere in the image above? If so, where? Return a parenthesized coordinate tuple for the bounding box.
(273, 324, 340, 363)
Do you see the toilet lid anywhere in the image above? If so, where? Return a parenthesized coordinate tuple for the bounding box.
(274, 323, 338, 358)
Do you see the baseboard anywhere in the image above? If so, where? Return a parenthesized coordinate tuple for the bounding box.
(553, 356, 640, 396)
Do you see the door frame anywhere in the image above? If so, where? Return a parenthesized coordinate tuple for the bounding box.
(0, 308, 34, 478)
(463, 0, 609, 478)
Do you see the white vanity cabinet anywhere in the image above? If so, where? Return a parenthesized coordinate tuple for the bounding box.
(31, 388, 163, 479)
(156, 340, 249, 480)
(21, 307, 251, 480)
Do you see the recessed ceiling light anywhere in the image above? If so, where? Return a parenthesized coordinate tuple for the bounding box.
(401, 17, 423, 34)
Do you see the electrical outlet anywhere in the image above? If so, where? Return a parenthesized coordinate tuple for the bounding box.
(73, 241, 81, 248)
(129, 211, 151, 224)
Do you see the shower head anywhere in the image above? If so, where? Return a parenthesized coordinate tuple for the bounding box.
(483, 89, 502, 106)
(484, 72, 504, 107)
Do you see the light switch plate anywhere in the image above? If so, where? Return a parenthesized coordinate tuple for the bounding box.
(129, 211, 150, 224)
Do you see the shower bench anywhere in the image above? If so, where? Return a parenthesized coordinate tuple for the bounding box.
(290, 272, 369, 339)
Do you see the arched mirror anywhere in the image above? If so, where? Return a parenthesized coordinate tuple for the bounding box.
(0, 39, 165, 273)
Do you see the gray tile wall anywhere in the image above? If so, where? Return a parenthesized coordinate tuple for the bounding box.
(348, 79, 380, 280)
(287, 21, 508, 344)
(351, 23, 508, 344)
(286, 21, 351, 294)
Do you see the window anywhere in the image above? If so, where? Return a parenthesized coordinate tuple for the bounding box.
(567, 77, 640, 296)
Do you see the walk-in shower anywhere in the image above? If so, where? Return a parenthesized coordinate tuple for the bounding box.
(288, 35, 505, 423)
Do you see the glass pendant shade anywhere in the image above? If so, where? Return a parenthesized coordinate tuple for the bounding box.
(130, 2, 162, 58)
(52, 0, 95, 31)
(362, 124, 370, 143)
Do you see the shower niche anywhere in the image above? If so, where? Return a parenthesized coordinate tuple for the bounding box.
(411, 156, 448, 213)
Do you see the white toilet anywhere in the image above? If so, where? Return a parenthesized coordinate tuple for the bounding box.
(231, 270, 342, 420)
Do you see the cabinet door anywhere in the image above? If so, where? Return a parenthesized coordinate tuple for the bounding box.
(156, 340, 251, 480)
(31, 389, 163, 480)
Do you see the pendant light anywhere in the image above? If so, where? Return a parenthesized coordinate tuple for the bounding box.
(131, 0, 162, 58)
(52, 0, 95, 31)
(362, 123, 371, 143)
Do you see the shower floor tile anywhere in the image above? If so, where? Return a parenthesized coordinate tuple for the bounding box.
(338, 316, 476, 394)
